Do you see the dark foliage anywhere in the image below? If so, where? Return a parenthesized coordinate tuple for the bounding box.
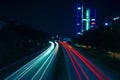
(0, 22, 51, 69)
(75, 19, 120, 52)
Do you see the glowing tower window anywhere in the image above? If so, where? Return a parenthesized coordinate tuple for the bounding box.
(77, 7, 81, 10)
(86, 9, 90, 30)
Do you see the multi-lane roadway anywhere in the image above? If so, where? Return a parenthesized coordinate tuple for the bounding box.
(60, 41, 111, 80)
(2, 41, 118, 80)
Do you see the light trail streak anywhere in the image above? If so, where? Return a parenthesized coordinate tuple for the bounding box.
(69, 50, 89, 80)
(32, 42, 59, 80)
(60, 41, 109, 80)
(5, 41, 56, 80)
(63, 42, 103, 79)
(60, 41, 82, 80)
(70, 48, 109, 80)
(39, 42, 59, 80)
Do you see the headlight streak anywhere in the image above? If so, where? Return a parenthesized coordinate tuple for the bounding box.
(39, 42, 59, 80)
(31, 42, 59, 80)
(5, 41, 55, 80)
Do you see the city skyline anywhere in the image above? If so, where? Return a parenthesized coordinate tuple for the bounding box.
(0, 0, 119, 36)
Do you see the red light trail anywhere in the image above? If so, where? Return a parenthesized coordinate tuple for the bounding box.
(59, 41, 109, 80)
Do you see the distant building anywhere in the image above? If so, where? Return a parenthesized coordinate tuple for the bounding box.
(75, 2, 96, 37)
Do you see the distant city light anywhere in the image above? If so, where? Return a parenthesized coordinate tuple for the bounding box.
(81, 29, 84, 32)
(91, 22, 95, 25)
(91, 25, 93, 28)
(91, 19, 95, 21)
(77, 23, 80, 25)
(77, 7, 81, 10)
(105, 23, 108, 26)
(113, 17, 120, 21)
(77, 32, 81, 34)
(77, 32, 83, 35)
(82, 19, 86, 21)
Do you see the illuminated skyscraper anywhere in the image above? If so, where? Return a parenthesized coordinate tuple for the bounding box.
(75, 2, 96, 37)
(75, 2, 83, 37)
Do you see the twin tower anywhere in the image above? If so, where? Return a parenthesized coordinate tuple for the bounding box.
(76, 2, 96, 37)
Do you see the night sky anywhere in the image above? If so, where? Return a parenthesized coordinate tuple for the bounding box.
(0, 0, 120, 36)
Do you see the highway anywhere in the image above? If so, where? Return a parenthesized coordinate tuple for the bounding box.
(3, 41, 119, 80)
(59, 41, 114, 80)
(5, 41, 59, 80)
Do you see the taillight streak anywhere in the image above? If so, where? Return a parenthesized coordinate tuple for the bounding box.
(70, 48, 109, 80)
(63, 45, 82, 80)
(59, 41, 109, 80)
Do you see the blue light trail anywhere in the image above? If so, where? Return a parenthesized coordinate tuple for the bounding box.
(5, 41, 59, 80)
